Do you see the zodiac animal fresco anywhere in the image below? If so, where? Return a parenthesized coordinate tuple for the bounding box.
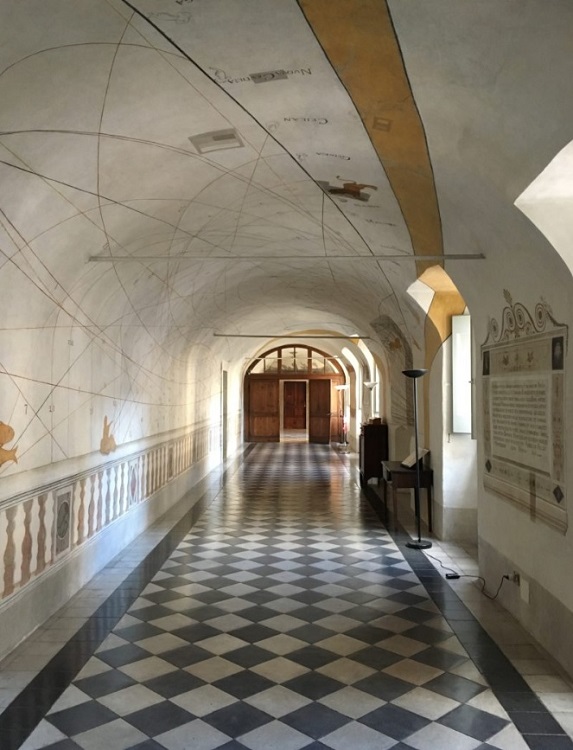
(100, 416, 117, 455)
(0, 422, 18, 466)
(320, 177, 378, 202)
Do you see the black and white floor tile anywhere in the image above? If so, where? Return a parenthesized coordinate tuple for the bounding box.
(3, 444, 572, 750)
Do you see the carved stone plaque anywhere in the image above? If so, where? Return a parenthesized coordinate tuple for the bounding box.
(482, 293, 567, 532)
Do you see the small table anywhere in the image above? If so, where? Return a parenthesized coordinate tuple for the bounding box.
(381, 461, 434, 532)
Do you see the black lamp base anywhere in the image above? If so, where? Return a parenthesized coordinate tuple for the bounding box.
(406, 540, 433, 550)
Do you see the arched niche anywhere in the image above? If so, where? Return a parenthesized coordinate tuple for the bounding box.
(244, 345, 345, 443)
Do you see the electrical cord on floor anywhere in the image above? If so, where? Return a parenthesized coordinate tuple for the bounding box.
(423, 550, 509, 601)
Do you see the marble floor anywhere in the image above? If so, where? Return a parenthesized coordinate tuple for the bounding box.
(280, 430, 309, 443)
(1, 443, 572, 750)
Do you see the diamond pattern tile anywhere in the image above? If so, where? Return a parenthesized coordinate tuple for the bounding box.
(6, 443, 562, 750)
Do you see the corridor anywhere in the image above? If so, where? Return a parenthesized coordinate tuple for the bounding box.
(1, 444, 571, 750)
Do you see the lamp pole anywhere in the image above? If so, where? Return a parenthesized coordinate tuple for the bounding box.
(403, 369, 432, 550)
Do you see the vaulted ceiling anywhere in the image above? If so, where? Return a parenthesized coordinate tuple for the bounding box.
(1, 0, 572, 465)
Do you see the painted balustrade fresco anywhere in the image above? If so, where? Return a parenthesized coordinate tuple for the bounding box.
(0, 422, 215, 604)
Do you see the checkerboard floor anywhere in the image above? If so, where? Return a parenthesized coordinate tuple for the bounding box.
(12, 444, 567, 749)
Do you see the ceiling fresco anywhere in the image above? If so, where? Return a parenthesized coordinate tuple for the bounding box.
(1, 0, 571, 476)
(0, 0, 430, 344)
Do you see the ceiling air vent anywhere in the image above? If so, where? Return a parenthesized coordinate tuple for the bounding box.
(189, 129, 243, 154)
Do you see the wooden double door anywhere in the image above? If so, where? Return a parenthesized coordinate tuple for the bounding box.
(284, 382, 306, 429)
(246, 377, 339, 443)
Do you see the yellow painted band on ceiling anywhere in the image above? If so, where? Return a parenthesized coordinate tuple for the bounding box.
(298, 0, 443, 274)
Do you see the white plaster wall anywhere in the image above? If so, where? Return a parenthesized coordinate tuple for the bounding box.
(429, 338, 477, 541)
(388, 0, 573, 671)
(516, 140, 573, 273)
(0, 333, 244, 654)
(474, 287, 573, 612)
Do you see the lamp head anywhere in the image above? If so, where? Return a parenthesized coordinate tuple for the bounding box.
(402, 369, 428, 379)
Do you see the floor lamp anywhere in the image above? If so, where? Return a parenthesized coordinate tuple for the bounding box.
(403, 369, 432, 550)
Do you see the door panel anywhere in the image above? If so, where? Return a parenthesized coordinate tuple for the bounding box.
(309, 379, 331, 443)
(284, 381, 306, 429)
(248, 380, 279, 441)
(331, 378, 343, 440)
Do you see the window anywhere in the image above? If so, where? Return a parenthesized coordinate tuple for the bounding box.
(247, 345, 343, 377)
(452, 315, 472, 433)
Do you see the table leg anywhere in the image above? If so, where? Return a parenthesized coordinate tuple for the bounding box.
(427, 485, 433, 534)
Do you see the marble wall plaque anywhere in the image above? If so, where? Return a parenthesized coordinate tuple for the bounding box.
(482, 326, 567, 532)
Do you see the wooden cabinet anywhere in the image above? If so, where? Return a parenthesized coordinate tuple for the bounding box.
(359, 423, 389, 486)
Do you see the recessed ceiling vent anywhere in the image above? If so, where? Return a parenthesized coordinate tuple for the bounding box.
(189, 129, 243, 154)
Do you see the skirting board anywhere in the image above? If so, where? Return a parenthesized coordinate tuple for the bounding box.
(479, 536, 573, 680)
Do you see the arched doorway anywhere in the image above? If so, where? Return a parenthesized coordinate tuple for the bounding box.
(407, 266, 477, 540)
(244, 345, 345, 443)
